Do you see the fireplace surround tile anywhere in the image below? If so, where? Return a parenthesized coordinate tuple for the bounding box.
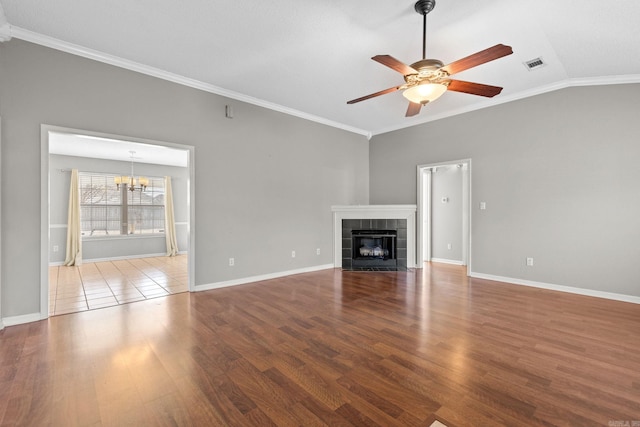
(341, 218, 407, 271)
(332, 205, 417, 269)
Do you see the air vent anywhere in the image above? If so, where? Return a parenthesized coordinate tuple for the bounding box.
(524, 57, 545, 71)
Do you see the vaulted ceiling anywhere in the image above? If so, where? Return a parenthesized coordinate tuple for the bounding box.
(1, 0, 639, 137)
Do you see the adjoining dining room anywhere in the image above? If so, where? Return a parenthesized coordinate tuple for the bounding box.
(47, 130, 192, 316)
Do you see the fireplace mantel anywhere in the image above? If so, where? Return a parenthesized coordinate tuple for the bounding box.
(332, 205, 417, 268)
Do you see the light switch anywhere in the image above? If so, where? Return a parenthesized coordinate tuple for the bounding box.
(480, 202, 486, 210)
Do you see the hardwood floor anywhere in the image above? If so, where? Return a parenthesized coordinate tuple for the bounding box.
(48, 255, 189, 316)
(1, 263, 639, 426)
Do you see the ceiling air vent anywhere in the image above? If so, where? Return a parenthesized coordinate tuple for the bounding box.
(524, 57, 545, 71)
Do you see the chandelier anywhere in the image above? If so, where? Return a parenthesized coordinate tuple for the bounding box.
(114, 150, 148, 192)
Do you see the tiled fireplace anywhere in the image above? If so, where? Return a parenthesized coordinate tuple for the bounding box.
(332, 205, 417, 270)
(342, 219, 406, 270)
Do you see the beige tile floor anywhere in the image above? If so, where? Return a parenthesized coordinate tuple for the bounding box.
(49, 255, 189, 316)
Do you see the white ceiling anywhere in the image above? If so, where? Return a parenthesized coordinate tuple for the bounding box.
(49, 132, 189, 167)
(2, 0, 640, 137)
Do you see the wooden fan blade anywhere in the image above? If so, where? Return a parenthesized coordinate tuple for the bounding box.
(440, 44, 513, 76)
(447, 80, 504, 97)
(406, 102, 422, 117)
(372, 55, 418, 76)
(347, 85, 402, 104)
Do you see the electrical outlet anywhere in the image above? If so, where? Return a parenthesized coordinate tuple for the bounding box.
(316, 248, 321, 255)
(291, 250, 296, 258)
(229, 258, 235, 266)
(480, 202, 487, 210)
(53, 245, 59, 252)
(447, 243, 452, 250)
(526, 257, 534, 266)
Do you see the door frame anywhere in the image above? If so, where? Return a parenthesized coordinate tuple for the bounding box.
(0, 117, 3, 330)
(40, 124, 196, 318)
(416, 159, 471, 275)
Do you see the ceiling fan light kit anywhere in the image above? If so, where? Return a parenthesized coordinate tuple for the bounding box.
(348, 0, 513, 117)
(403, 83, 447, 104)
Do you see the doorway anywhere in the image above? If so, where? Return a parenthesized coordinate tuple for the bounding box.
(416, 159, 471, 274)
(40, 125, 195, 317)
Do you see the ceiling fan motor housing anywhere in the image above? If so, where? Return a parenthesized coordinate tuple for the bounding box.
(405, 59, 450, 87)
(410, 59, 444, 71)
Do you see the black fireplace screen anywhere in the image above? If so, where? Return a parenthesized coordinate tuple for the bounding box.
(352, 230, 396, 261)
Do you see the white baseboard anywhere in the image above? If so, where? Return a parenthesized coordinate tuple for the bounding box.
(470, 271, 640, 305)
(3, 312, 45, 327)
(431, 258, 465, 266)
(196, 264, 335, 292)
(49, 252, 180, 266)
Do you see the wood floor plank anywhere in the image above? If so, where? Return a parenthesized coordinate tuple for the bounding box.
(2, 263, 640, 425)
(243, 406, 278, 426)
(226, 358, 300, 426)
(335, 402, 384, 427)
(183, 380, 230, 424)
(344, 361, 442, 419)
(267, 356, 347, 411)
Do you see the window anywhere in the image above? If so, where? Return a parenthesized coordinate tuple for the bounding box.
(126, 177, 165, 234)
(79, 172, 165, 236)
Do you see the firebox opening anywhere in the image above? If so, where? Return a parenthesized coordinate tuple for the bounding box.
(352, 230, 397, 268)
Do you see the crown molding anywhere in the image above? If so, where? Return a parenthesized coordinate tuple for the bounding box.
(371, 74, 640, 136)
(10, 27, 370, 138)
(8, 27, 640, 139)
(566, 74, 640, 87)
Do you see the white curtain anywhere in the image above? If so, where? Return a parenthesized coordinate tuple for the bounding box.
(63, 169, 82, 266)
(164, 176, 179, 256)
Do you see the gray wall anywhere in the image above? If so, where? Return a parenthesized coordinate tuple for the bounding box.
(49, 154, 189, 263)
(0, 39, 369, 318)
(370, 84, 640, 297)
(431, 165, 463, 262)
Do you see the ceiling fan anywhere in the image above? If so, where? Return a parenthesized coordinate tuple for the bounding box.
(347, 0, 513, 117)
